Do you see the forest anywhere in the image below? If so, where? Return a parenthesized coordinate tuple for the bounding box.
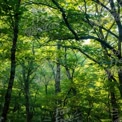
(0, 0, 122, 122)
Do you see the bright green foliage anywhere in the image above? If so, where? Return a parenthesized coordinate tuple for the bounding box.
(0, 0, 122, 122)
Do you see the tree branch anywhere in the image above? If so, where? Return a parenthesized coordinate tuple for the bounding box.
(51, 0, 79, 40)
(83, 19, 118, 39)
(92, 0, 111, 13)
(61, 45, 100, 65)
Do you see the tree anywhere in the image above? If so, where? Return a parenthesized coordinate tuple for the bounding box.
(1, 1, 21, 121)
(50, 0, 122, 121)
(0, 0, 122, 121)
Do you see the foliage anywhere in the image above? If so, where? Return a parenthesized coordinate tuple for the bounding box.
(0, 0, 122, 122)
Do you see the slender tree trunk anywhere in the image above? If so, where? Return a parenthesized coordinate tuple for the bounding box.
(114, 2, 122, 97)
(64, 47, 76, 95)
(55, 41, 61, 122)
(55, 42, 61, 94)
(110, 92, 119, 122)
(1, 1, 21, 121)
(106, 70, 119, 122)
(22, 62, 33, 122)
(118, 26, 122, 97)
(118, 69, 122, 97)
(24, 79, 32, 122)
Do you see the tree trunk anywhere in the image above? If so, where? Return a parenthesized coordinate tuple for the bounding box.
(22, 62, 33, 122)
(118, 69, 122, 97)
(55, 41, 61, 122)
(107, 70, 119, 122)
(118, 27, 122, 97)
(24, 79, 32, 122)
(98, 25, 120, 121)
(55, 42, 61, 94)
(116, 5, 122, 98)
(1, 1, 21, 121)
(110, 92, 119, 122)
